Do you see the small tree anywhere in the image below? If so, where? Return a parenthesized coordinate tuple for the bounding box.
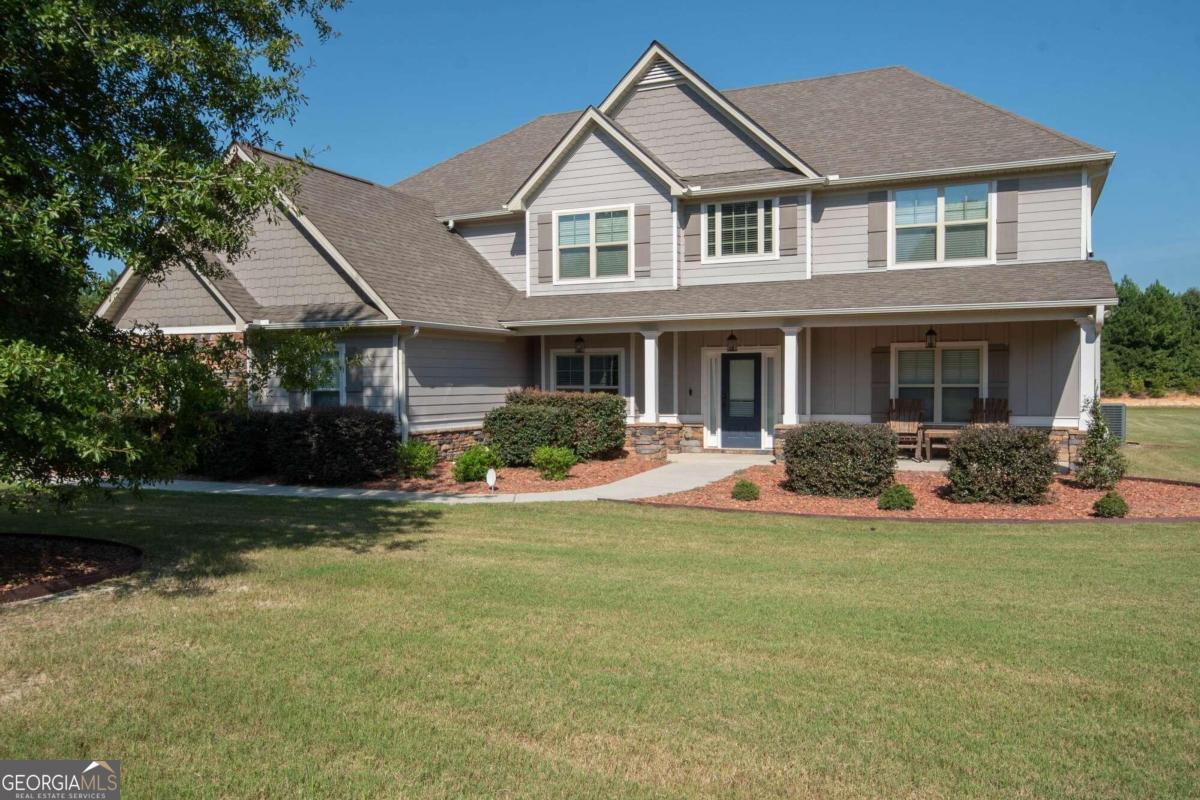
(1075, 398, 1127, 489)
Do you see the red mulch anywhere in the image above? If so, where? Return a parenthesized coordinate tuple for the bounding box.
(644, 464, 1200, 521)
(0, 534, 142, 603)
(359, 452, 665, 495)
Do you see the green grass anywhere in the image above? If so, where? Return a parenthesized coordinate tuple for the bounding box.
(1, 494, 1198, 798)
(1123, 406, 1200, 483)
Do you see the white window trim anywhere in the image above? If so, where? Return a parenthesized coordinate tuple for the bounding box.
(700, 197, 782, 264)
(307, 342, 346, 408)
(549, 348, 625, 395)
(552, 204, 636, 284)
(889, 341, 988, 424)
(887, 182, 996, 269)
(699, 346, 782, 449)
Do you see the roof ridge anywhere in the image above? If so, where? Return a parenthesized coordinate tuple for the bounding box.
(249, 145, 384, 187)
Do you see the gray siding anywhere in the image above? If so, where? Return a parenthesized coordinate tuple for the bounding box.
(407, 332, 533, 431)
(255, 333, 394, 414)
(227, 210, 363, 307)
(458, 220, 526, 292)
(611, 82, 780, 177)
(680, 195, 809, 286)
(677, 329, 784, 417)
(811, 191, 869, 275)
(527, 130, 673, 295)
(115, 269, 233, 328)
(1016, 171, 1083, 263)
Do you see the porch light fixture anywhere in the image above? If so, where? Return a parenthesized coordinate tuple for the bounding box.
(925, 327, 938, 349)
(725, 332, 739, 352)
(574, 335, 585, 353)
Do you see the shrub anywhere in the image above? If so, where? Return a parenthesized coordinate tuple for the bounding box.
(193, 410, 275, 480)
(947, 426, 1056, 504)
(731, 478, 760, 501)
(1075, 399, 1127, 489)
(483, 404, 575, 466)
(504, 390, 626, 459)
(531, 446, 577, 481)
(395, 439, 438, 479)
(782, 423, 897, 497)
(452, 444, 502, 483)
(877, 483, 916, 511)
(1092, 490, 1129, 518)
(267, 407, 398, 486)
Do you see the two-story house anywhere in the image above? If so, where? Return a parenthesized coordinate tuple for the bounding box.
(98, 42, 1118, 455)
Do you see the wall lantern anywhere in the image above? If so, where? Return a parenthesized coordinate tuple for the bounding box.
(725, 332, 739, 352)
(574, 335, 585, 354)
(925, 327, 938, 349)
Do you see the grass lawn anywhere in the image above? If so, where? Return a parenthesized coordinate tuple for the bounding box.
(1123, 406, 1200, 483)
(1, 494, 1197, 798)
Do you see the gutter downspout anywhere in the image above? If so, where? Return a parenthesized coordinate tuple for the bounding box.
(394, 326, 421, 441)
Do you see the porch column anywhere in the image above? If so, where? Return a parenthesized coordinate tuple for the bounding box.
(781, 326, 801, 425)
(1076, 305, 1103, 429)
(641, 330, 659, 423)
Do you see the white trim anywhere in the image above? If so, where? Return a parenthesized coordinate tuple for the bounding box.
(548, 348, 625, 396)
(672, 331, 680, 416)
(804, 191, 813, 280)
(94, 268, 136, 319)
(685, 177, 825, 198)
(699, 198, 781, 264)
(642, 330, 659, 423)
(781, 326, 800, 425)
(699, 346, 781, 449)
(671, 198, 679, 290)
(252, 317, 510, 335)
(888, 181, 996, 269)
(1080, 167, 1090, 259)
(890, 341, 988, 423)
(551, 204, 636, 284)
(1011, 416, 1081, 429)
(436, 208, 522, 225)
(525, 213, 532, 297)
(98, 266, 247, 329)
(825, 152, 1115, 189)
(629, 332, 637, 420)
(159, 324, 241, 335)
(539, 334, 546, 388)
(804, 326, 812, 419)
(190, 270, 247, 326)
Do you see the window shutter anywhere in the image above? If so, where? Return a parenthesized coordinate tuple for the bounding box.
(988, 343, 1009, 400)
(537, 213, 553, 282)
(682, 204, 701, 262)
(778, 196, 799, 257)
(634, 204, 651, 278)
(996, 179, 1018, 260)
(870, 346, 890, 422)
(344, 345, 364, 407)
(867, 191, 888, 268)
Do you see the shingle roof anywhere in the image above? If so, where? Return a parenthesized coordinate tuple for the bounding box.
(500, 260, 1117, 326)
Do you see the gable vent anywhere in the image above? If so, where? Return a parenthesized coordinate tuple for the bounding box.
(639, 58, 682, 88)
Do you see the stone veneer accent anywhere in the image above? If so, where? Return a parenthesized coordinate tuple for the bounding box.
(410, 428, 483, 459)
(625, 423, 705, 456)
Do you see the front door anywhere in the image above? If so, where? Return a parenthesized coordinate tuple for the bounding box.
(721, 353, 761, 448)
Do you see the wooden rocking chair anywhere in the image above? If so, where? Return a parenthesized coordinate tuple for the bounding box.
(887, 398, 924, 460)
(970, 397, 1011, 426)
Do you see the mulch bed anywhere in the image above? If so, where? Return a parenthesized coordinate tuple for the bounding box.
(359, 452, 665, 495)
(643, 465, 1200, 521)
(0, 534, 142, 604)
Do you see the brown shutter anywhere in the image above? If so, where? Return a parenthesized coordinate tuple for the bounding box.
(682, 204, 701, 262)
(996, 179, 1018, 260)
(870, 345, 891, 422)
(634, 204, 651, 278)
(537, 213, 553, 282)
(988, 343, 1009, 400)
(344, 345, 364, 408)
(778, 195, 799, 257)
(867, 191, 888, 268)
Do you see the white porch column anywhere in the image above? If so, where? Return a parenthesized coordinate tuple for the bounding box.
(1076, 306, 1104, 429)
(641, 330, 659, 423)
(781, 326, 801, 425)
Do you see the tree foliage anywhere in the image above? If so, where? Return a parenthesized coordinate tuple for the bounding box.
(1102, 277, 1200, 396)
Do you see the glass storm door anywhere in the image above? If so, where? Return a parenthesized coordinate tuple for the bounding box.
(721, 353, 762, 448)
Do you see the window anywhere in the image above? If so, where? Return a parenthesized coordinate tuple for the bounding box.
(554, 352, 621, 394)
(895, 345, 984, 423)
(703, 199, 776, 261)
(309, 349, 344, 407)
(894, 183, 990, 265)
(555, 207, 631, 281)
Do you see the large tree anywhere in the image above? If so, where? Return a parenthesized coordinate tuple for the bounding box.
(0, 0, 342, 498)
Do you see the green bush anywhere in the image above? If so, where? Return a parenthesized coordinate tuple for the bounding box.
(731, 478, 760, 501)
(452, 444, 502, 483)
(782, 423, 897, 497)
(483, 404, 575, 466)
(193, 410, 275, 480)
(395, 439, 438, 479)
(947, 426, 1057, 504)
(504, 390, 626, 459)
(531, 446, 577, 481)
(267, 407, 398, 485)
(877, 483, 916, 511)
(1075, 399, 1127, 489)
(1092, 490, 1129, 518)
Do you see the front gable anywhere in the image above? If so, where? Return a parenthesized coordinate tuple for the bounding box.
(111, 267, 235, 330)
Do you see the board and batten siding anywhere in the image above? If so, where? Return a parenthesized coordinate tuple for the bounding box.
(1015, 171, 1084, 263)
(810, 191, 870, 275)
(406, 332, 534, 432)
(680, 196, 809, 286)
(114, 268, 233, 328)
(457, 220, 526, 292)
(526, 130, 673, 296)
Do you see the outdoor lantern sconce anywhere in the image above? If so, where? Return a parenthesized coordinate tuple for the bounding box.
(925, 327, 938, 349)
(574, 335, 585, 353)
(726, 333, 739, 352)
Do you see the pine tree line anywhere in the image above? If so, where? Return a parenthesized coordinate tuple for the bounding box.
(1102, 278, 1200, 396)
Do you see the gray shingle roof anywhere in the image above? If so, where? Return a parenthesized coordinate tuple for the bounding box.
(500, 260, 1117, 326)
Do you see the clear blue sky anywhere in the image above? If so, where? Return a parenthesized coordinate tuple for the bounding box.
(263, 0, 1193, 291)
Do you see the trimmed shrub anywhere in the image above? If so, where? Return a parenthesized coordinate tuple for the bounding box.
(193, 410, 275, 480)
(877, 483, 916, 511)
(531, 446, 577, 481)
(453, 444, 502, 483)
(782, 423, 897, 497)
(731, 478, 760, 501)
(947, 426, 1056, 504)
(1075, 399, 1127, 489)
(267, 407, 398, 485)
(1093, 490, 1129, 518)
(483, 404, 575, 466)
(505, 390, 626, 459)
(395, 439, 438, 479)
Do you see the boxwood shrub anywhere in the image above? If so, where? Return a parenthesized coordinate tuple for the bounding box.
(731, 478, 760, 501)
(947, 426, 1057, 504)
(483, 405, 575, 466)
(453, 444, 502, 483)
(531, 446, 577, 481)
(1092, 490, 1129, 518)
(395, 439, 438, 479)
(782, 423, 897, 497)
(501, 390, 626, 459)
(877, 483, 916, 511)
(267, 407, 398, 485)
(193, 410, 275, 480)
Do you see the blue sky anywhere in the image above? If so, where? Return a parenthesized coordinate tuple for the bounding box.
(258, 0, 1198, 290)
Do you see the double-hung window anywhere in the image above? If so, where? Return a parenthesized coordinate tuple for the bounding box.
(554, 352, 621, 394)
(894, 345, 984, 423)
(702, 199, 776, 261)
(309, 348, 345, 407)
(555, 207, 631, 281)
(893, 183, 990, 265)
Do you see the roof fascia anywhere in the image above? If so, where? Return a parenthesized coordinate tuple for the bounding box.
(825, 153, 1116, 189)
(94, 267, 136, 320)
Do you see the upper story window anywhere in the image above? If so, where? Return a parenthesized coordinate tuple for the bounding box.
(893, 183, 991, 265)
(702, 199, 777, 263)
(554, 206, 631, 282)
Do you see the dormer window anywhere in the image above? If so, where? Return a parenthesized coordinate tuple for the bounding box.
(554, 206, 632, 282)
(701, 199, 777, 263)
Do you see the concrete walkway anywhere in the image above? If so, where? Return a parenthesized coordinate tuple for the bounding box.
(149, 453, 773, 505)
